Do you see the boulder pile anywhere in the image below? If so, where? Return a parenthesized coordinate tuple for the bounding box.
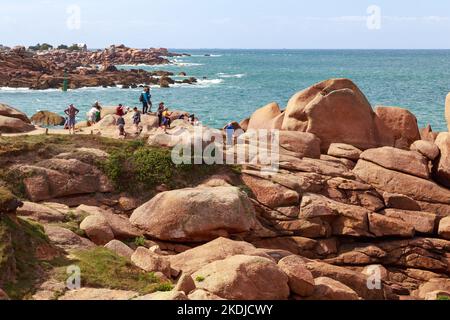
(0, 103, 35, 133)
(3, 78, 450, 301)
(0, 45, 196, 90)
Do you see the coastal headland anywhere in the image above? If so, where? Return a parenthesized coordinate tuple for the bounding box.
(0, 78, 450, 301)
(0, 44, 197, 90)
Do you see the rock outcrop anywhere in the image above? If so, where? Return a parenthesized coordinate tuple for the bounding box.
(446, 93, 450, 132)
(246, 79, 421, 153)
(247, 102, 283, 130)
(0, 104, 34, 133)
(80, 215, 115, 245)
(374, 106, 421, 149)
(433, 133, 450, 188)
(31, 111, 65, 126)
(411, 140, 440, 161)
(0, 103, 31, 123)
(360, 147, 430, 180)
(192, 255, 290, 300)
(281, 79, 379, 151)
(14, 158, 114, 202)
(169, 237, 265, 275)
(0, 46, 195, 90)
(130, 187, 258, 242)
(2, 77, 450, 301)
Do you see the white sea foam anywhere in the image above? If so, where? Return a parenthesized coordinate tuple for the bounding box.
(217, 73, 246, 78)
(0, 87, 60, 92)
(171, 78, 223, 88)
(190, 54, 223, 58)
(197, 79, 223, 85)
(172, 61, 204, 67)
(116, 63, 174, 68)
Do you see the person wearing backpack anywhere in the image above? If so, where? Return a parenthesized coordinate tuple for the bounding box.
(140, 86, 152, 114)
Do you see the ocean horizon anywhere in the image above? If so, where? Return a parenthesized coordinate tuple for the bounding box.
(1, 49, 449, 131)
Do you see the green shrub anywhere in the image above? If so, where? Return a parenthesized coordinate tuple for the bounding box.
(134, 236, 146, 247)
(102, 145, 219, 193)
(59, 248, 167, 295)
(133, 148, 175, 188)
(0, 216, 51, 299)
(0, 170, 27, 199)
(195, 276, 205, 282)
(154, 282, 174, 292)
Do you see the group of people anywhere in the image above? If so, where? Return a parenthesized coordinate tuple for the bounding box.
(63, 86, 199, 137)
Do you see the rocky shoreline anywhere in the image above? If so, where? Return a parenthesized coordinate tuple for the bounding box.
(0, 78, 450, 301)
(0, 45, 196, 90)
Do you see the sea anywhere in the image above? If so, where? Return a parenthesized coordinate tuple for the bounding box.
(1, 49, 449, 131)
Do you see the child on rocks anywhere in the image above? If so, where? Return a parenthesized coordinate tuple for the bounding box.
(117, 115, 126, 138)
(132, 107, 142, 134)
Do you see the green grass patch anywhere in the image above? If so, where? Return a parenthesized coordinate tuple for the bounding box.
(0, 170, 28, 199)
(101, 146, 221, 193)
(195, 276, 205, 283)
(0, 134, 239, 197)
(0, 186, 16, 210)
(56, 248, 171, 295)
(134, 236, 146, 247)
(154, 282, 174, 292)
(437, 295, 450, 301)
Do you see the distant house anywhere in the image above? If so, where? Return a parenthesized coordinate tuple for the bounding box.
(77, 43, 88, 51)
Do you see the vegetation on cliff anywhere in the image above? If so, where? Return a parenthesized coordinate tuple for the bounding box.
(0, 215, 53, 299)
(55, 248, 173, 295)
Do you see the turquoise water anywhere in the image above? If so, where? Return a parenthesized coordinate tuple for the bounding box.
(1, 49, 449, 130)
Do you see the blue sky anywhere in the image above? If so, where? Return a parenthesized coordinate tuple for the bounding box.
(1, 0, 450, 49)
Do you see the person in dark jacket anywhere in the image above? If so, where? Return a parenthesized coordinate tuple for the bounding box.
(140, 86, 152, 114)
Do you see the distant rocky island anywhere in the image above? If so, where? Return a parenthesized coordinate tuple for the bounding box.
(0, 44, 196, 90)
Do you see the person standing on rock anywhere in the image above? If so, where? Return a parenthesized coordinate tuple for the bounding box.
(140, 86, 152, 114)
(157, 102, 165, 126)
(161, 108, 173, 133)
(64, 104, 79, 135)
(93, 101, 102, 122)
(87, 102, 101, 126)
(117, 115, 126, 138)
(132, 107, 142, 135)
(116, 104, 125, 117)
(225, 122, 235, 146)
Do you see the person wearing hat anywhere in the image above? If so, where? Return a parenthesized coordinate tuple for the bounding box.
(64, 104, 80, 135)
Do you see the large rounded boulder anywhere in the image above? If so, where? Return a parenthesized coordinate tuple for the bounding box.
(247, 102, 283, 130)
(0, 104, 34, 133)
(192, 255, 290, 300)
(0, 103, 30, 123)
(433, 132, 450, 188)
(0, 115, 35, 133)
(446, 93, 450, 132)
(281, 79, 379, 151)
(31, 111, 65, 126)
(130, 187, 258, 242)
(374, 106, 421, 149)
